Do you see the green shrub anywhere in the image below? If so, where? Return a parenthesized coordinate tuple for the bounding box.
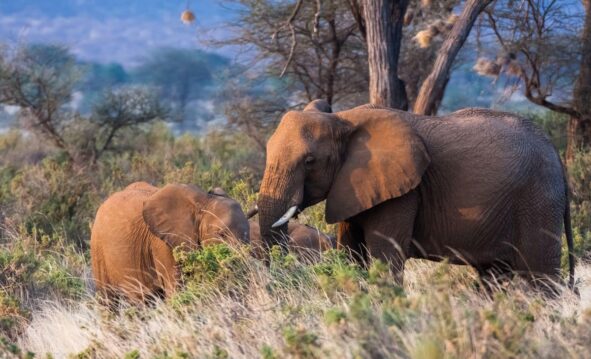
(9, 158, 97, 248)
(266, 246, 315, 294)
(529, 111, 568, 151)
(0, 289, 29, 341)
(0, 228, 85, 339)
(171, 244, 250, 306)
(282, 327, 321, 359)
(312, 250, 365, 296)
(124, 349, 141, 359)
(260, 345, 279, 359)
(568, 148, 591, 258)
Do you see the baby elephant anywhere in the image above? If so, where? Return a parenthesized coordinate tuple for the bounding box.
(249, 220, 335, 261)
(90, 182, 249, 302)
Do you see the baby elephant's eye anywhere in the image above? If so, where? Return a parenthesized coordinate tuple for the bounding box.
(305, 156, 315, 166)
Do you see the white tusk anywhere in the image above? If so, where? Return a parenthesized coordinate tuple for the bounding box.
(271, 206, 298, 228)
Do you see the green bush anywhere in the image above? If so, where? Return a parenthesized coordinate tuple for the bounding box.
(9, 158, 97, 247)
(312, 250, 365, 296)
(529, 111, 568, 151)
(171, 244, 251, 306)
(0, 228, 85, 339)
(568, 148, 591, 258)
(282, 326, 321, 359)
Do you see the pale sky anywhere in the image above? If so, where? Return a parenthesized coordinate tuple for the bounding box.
(0, 0, 236, 66)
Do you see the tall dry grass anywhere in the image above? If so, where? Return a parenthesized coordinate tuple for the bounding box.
(15, 249, 591, 359)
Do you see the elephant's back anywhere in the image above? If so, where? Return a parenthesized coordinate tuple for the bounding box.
(91, 185, 160, 298)
(438, 108, 554, 151)
(421, 108, 563, 181)
(93, 186, 155, 231)
(413, 108, 566, 258)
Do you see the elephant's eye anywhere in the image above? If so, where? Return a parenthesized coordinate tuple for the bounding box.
(304, 156, 315, 167)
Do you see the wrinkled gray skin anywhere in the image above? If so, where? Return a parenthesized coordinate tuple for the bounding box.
(258, 100, 575, 289)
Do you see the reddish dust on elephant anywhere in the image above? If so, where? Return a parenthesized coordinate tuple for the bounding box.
(90, 182, 249, 302)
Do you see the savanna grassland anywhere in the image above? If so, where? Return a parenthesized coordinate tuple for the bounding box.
(0, 116, 589, 358)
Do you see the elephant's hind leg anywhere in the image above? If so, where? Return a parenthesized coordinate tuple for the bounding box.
(476, 260, 515, 294)
(514, 184, 565, 294)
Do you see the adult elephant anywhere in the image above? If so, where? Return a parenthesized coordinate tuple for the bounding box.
(257, 100, 575, 288)
(91, 182, 250, 302)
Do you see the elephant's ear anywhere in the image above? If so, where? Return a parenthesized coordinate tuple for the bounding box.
(142, 184, 207, 248)
(304, 99, 332, 113)
(325, 111, 430, 224)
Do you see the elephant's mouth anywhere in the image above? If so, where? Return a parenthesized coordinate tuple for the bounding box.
(270, 187, 327, 228)
(302, 184, 329, 208)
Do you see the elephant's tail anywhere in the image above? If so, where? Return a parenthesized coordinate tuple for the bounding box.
(564, 189, 576, 291)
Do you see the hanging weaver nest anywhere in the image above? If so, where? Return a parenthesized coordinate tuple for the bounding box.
(414, 15, 457, 48)
(181, 10, 196, 24)
(447, 14, 459, 26)
(415, 29, 434, 48)
(495, 52, 521, 77)
(414, 24, 440, 48)
(505, 61, 522, 77)
(473, 58, 501, 77)
(421, 0, 432, 8)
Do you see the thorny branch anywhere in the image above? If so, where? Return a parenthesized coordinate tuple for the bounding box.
(278, 0, 324, 77)
(278, 0, 303, 77)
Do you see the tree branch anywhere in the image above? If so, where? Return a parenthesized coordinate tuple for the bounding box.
(279, 0, 304, 77)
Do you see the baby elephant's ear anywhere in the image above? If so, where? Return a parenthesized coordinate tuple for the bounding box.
(304, 99, 332, 113)
(143, 184, 207, 249)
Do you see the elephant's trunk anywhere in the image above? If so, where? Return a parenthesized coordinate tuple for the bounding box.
(257, 165, 300, 251)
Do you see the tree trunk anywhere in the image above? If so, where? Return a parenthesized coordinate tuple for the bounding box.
(414, 0, 493, 115)
(362, 0, 409, 109)
(567, 0, 591, 164)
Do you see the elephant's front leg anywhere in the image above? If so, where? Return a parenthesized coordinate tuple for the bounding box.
(151, 238, 179, 297)
(337, 221, 367, 265)
(356, 191, 419, 284)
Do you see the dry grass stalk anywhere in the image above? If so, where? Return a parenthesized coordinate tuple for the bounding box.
(16, 258, 591, 358)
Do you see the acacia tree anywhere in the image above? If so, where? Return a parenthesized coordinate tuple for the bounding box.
(360, 0, 409, 109)
(572, 0, 591, 162)
(399, 0, 461, 107)
(476, 0, 587, 163)
(218, 0, 466, 110)
(217, 0, 368, 107)
(0, 45, 167, 165)
(133, 48, 227, 125)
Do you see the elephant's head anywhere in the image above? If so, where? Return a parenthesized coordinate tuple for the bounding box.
(142, 184, 250, 249)
(257, 100, 430, 248)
